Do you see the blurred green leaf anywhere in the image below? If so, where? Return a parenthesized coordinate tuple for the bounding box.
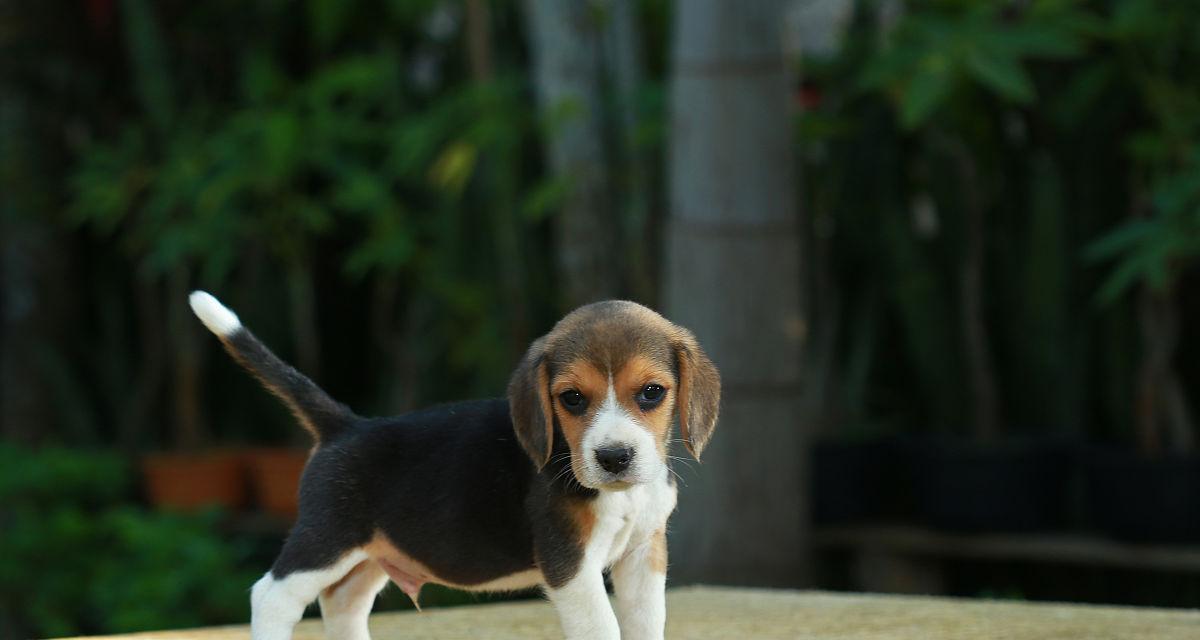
(260, 110, 303, 181)
(520, 176, 571, 221)
(900, 58, 953, 129)
(241, 50, 287, 104)
(1088, 149, 1200, 303)
(120, 0, 174, 130)
(428, 140, 478, 195)
(966, 47, 1035, 103)
(308, 0, 353, 51)
(344, 209, 416, 278)
(1085, 219, 1154, 261)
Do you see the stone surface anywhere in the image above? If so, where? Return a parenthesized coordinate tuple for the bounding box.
(65, 586, 1200, 640)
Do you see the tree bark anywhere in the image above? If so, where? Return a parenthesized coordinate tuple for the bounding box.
(1137, 286, 1194, 455)
(120, 278, 167, 450)
(288, 263, 321, 381)
(169, 266, 206, 449)
(665, 0, 809, 586)
(525, 0, 620, 308)
(465, 0, 493, 82)
(468, 2, 529, 357)
(603, 0, 656, 304)
(940, 134, 1000, 442)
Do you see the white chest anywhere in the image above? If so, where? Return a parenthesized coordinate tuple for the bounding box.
(588, 478, 677, 568)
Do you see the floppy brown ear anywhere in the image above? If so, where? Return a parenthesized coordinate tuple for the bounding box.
(674, 330, 721, 460)
(507, 338, 554, 469)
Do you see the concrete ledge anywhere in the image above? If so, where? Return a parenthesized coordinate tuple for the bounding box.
(65, 586, 1200, 639)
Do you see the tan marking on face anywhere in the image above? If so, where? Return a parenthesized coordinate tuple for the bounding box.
(648, 529, 667, 574)
(613, 354, 676, 456)
(551, 360, 608, 478)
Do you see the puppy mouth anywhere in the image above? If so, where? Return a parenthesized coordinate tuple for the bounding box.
(573, 467, 642, 490)
(594, 468, 650, 490)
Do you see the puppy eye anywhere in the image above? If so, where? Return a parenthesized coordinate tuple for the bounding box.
(637, 384, 666, 410)
(559, 389, 587, 414)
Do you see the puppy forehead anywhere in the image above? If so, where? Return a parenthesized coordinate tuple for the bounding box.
(543, 301, 678, 378)
(554, 355, 671, 393)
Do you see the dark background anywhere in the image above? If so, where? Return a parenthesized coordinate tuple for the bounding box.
(4, 0, 1200, 636)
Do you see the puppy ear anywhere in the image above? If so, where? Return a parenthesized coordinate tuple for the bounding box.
(674, 330, 721, 460)
(508, 338, 554, 469)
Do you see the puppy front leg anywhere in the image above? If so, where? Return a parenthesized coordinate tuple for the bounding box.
(610, 529, 667, 640)
(546, 564, 620, 640)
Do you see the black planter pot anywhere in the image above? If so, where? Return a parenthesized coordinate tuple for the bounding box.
(908, 438, 1071, 533)
(1083, 449, 1200, 543)
(811, 439, 899, 525)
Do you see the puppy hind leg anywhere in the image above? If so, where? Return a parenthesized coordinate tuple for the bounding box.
(251, 550, 368, 640)
(319, 560, 389, 640)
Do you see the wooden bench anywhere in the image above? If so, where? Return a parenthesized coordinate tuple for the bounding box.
(65, 585, 1200, 639)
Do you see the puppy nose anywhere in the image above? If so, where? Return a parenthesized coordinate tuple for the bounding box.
(595, 446, 634, 474)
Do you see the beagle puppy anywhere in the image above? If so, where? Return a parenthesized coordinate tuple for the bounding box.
(188, 291, 720, 640)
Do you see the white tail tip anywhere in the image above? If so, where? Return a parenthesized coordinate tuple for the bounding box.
(189, 290, 241, 337)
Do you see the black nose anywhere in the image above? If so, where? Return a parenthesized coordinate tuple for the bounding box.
(595, 446, 634, 474)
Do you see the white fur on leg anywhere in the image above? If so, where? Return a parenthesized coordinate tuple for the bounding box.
(319, 561, 389, 640)
(189, 290, 242, 337)
(611, 535, 667, 640)
(546, 565, 620, 640)
(251, 551, 368, 640)
(542, 472, 676, 640)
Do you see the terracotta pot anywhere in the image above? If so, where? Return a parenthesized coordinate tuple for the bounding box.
(142, 450, 248, 511)
(245, 448, 309, 518)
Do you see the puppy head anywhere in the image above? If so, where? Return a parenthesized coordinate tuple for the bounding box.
(508, 301, 720, 490)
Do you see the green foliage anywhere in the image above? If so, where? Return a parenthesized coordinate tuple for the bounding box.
(1081, 0, 1200, 305)
(67, 0, 564, 409)
(805, 0, 1200, 440)
(0, 446, 255, 637)
(121, 0, 175, 132)
(0, 444, 128, 508)
(861, 1, 1092, 129)
(1087, 149, 1200, 302)
(70, 52, 411, 282)
(15, 0, 1200, 460)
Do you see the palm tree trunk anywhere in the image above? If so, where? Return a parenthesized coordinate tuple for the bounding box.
(603, 0, 656, 303)
(525, 0, 620, 308)
(664, 0, 809, 586)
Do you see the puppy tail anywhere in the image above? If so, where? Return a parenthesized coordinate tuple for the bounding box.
(188, 290, 355, 445)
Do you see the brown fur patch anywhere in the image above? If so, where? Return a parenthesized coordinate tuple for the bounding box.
(508, 338, 556, 468)
(648, 529, 667, 574)
(533, 361, 553, 461)
(563, 497, 597, 546)
(551, 360, 609, 476)
(613, 354, 676, 455)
